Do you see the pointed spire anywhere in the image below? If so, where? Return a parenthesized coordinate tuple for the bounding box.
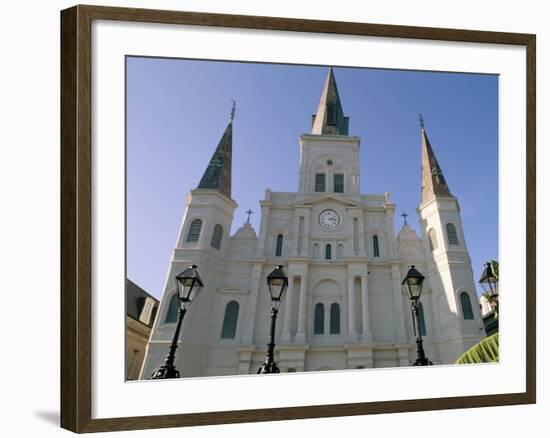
(420, 115, 452, 203)
(197, 104, 234, 199)
(311, 67, 349, 135)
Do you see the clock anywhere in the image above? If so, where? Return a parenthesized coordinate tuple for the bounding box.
(319, 209, 341, 231)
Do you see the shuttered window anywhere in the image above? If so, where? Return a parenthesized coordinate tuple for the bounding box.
(165, 294, 179, 323)
(330, 303, 340, 334)
(446, 223, 459, 245)
(210, 224, 223, 249)
(314, 303, 325, 334)
(221, 301, 239, 339)
(460, 292, 474, 320)
(275, 234, 283, 257)
(325, 244, 332, 260)
(373, 235, 380, 258)
(334, 174, 344, 193)
(186, 219, 202, 242)
(315, 173, 326, 192)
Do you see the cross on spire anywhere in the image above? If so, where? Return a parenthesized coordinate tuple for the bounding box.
(419, 113, 425, 130)
(401, 212, 409, 226)
(245, 209, 253, 224)
(230, 99, 236, 122)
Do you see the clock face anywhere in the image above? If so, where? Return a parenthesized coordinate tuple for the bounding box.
(319, 209, 341, 230)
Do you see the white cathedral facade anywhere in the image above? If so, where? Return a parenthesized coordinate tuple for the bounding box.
(139, 68, 485, 378)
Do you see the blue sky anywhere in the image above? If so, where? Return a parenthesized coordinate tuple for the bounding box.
(126, 57, 498, 299)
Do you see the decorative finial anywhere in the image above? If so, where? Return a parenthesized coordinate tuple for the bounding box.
(245, 209, 253, 224)
(419, 113, 425, 130)
(401, 212, 409, 226)
(230, 99, 236, 122)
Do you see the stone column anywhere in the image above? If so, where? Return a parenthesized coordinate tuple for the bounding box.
(255, 202, 270, 257)
(347, 275, 358, 341)
(281, 275, 295, 343)
(292, 213, 300, 256)
(242, 262, 264, 345)
(385, 201, 397, 258)
(391, 264, 407, 341)
(301, 209, 311, 257)
(296, 275, 308, 343)
(361, 275, 371, 340)
(359, 218, 366, 257)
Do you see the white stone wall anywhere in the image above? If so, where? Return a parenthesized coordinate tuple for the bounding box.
(141, 136, 483, 378)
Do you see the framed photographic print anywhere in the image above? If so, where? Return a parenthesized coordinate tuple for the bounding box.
(60, 4, 536, 433)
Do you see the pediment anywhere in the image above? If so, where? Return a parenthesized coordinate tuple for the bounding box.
(294, 194, 362, 208)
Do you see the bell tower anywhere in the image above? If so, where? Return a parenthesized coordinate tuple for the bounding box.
(176, 105, 237, 253)
(140, 105, 238, 378)
(298, 68, 361, 196)
(416, 115, 484, 363)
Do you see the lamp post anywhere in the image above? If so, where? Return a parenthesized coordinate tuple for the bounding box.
(479, 261, 499, 314)
(402, 265, 433, 366)
(150, 264, 204, 379)
(258, 265, 288, 374)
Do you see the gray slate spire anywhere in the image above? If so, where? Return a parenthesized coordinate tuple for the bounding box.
(197, 118, 233, 199)
(311, 67, 349, 135)
(420, 116, 452, 203)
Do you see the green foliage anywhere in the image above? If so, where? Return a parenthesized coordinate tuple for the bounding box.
(483, 259, 499, 319)
(455, 333, 499, 364)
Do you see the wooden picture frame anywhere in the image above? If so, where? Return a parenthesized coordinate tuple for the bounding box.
(60, 4, 536, 433)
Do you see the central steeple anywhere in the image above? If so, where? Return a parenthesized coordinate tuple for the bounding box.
(311, 67, 350, 136)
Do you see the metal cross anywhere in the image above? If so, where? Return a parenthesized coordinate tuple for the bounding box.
(419, 113, 425, 129)
(245, 209, 253, 224)
(401, 212, 408, 226)
(230, 99, 236, 121)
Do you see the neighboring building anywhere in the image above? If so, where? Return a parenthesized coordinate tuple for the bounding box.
(126, 279, 159, 380)
(140, 68, 485, 378)
(480, 295, 499, 336)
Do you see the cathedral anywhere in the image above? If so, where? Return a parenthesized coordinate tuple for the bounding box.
(139, 67, 485, 378)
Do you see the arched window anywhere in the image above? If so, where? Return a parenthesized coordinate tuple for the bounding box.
(428, 228, 438, 251)
(446, 223, 459, 245)
(372, 235, 380, 258)
(275, 234, 283, 257)
(186, 219, 202, 242)
(164, 294, 179, 323)
(221, 300, 239, 339)
(412, 302, 427, 336)
(330, 303, 340, 334)
(460, 292, 474, 320)
(325, 244, 332, 260)
(314, 303, 325, 334)
(210, 224, 223, 249)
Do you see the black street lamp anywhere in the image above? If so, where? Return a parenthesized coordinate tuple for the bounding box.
(402, 265, 433, 366)
(150, 264, 204, 379)
(258, 265, 288, 374)
(479, 261, 499, 314)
